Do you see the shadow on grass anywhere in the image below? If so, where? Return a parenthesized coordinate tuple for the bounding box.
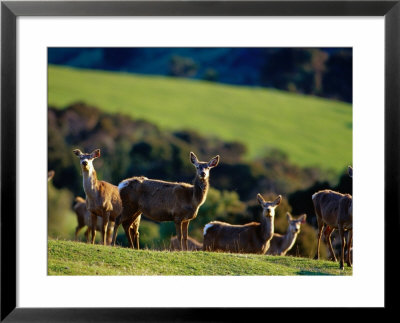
(297, 270, 332, 276)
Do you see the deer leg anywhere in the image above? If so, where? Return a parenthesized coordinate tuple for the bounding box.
(123, 221, 134, 248)
(102, 212, 110, 246)
(338, 226, 346, 270)
(175, 221, 183, 251)
(111, 215, 122, 246)
(324, 226, 337, 262)
(346, 230, 353, 267)
(84, 227, 90, 243)
(106, 222, 114, 245)
(182, 221, 189, 251)
(130, 214, 141, 250)
(314, 222, 324, 260)
(90, 213, 97, 244)
(75, 225, 83, 241)
(129, 227, 139, 250)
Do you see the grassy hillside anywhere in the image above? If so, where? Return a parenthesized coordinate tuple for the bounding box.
(48, 239, 352, 276)
(48, 65, 352, 173)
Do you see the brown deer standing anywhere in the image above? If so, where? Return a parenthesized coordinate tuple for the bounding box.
(203, 194, 282, 254)
(73, 196, 115, 244)
(73, 149, 122, 245)
(170, 235, 203, 251)
(267, 212, 306, 256)
(313, 166, 353, 269)
(112, 152, 219, 250)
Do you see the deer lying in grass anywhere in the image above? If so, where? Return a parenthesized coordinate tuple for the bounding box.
(73, 148, 122, 245)
(170, 235, 203, 251)
(73, 197, 115, 244)
(203, 194, 281, 254)
(313, 166, 353, 269)
(113, 152, 219, 250)
(267, 212, 306, 256)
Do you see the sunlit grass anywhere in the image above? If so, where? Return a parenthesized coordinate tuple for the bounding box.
(48, 65, 352, 173)
(48, 239, 352, 276)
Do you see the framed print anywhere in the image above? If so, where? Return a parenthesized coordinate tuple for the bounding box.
(1, 0, 398, 321)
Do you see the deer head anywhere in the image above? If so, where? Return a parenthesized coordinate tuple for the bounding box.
(286, 212, 307, 234)
(73, 148, 101, 173)
(190, 152, 219, 180)
(257, 194, 282, 218)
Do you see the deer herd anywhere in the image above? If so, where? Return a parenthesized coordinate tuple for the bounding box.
(54, 148, 352, 270)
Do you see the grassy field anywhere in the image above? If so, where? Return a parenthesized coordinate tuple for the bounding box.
(48, 239, 352, 276)
(48, 65, 352, 173)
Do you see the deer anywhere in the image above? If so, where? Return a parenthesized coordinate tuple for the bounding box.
(203, 194, 282, 254)
(112, 152, 219, 251)
(267, 212, 307, 256)
(73, 196, 115, 244)
(170, 235, 203, 251)
(313, 166, 353, 270)
(73, 148, 122, 245)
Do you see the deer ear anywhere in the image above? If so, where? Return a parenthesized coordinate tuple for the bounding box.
(190, 152, 198, 165)
(91, 149, 101, 159)
(208, 155, 220, 168)
(73, 149, 82, 157)
(257, 193, 265, 205)
(348, 166, 353, 178)
(48, 170, 55, 181)
(274, 195, 282, 206)
(300, 214, 307, 224)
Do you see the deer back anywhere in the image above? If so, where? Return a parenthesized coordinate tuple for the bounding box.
(73, 198, 88, 227)
(313, 190, 351, 228)
(203, 221, 269, 254)
(119, 177, 197, 222)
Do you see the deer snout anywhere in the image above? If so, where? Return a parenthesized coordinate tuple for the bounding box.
(82, 160, 88, 167)
(200, 171, 206, 178)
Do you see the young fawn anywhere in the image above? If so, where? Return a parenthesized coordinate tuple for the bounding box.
(73, 196, 115, 244)
(73, 149, 122, 245)
(113, 152, 219, 250)
(170, 235, 203, 251)
(203, 194, 282, 254)
(313, 166, 353, 269)
(267, 212, 306, 256)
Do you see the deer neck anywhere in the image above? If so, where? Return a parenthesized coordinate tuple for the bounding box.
(260, 215, 274, 243)
(193, 176, 209, 207)
(281, 229, 298, 253)
(82, 167, 99, 198)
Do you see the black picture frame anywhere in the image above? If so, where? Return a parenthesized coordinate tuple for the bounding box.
(1, 0, 398, 321)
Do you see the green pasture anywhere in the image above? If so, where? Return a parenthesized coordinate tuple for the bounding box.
(48, 239, 352, 276)
(48, 65, 352, 173)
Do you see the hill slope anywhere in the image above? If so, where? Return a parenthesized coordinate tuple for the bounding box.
(48, 240, 352, 276)
(48, 65, 352, 173)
